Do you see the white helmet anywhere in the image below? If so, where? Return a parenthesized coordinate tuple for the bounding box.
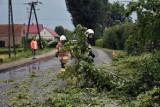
(60, 35, 66, 41)
(86, 29, 94, 37)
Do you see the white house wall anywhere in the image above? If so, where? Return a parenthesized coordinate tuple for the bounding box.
(37, 29, 55, 41)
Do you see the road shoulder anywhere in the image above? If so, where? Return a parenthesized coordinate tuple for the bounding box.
(0, 50, 56, 72)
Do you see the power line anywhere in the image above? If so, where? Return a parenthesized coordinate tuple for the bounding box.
(121, 0, 131, 2)
(8, 0, 16, 58)
(24, 0, 43, 49)
(26, 6, 40, 23)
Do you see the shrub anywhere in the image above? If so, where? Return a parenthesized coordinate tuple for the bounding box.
(40, 38, 48, 48)
(49, 41, 58, 48)
(95, 39, 103, 47)
(103, 23, 132, 50)
(111, 51, 160, 104)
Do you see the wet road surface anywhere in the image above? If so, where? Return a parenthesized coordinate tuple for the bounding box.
(0, 57, 60, 81)
(0, 48, 113, 106)
(0, 48, 112, 81)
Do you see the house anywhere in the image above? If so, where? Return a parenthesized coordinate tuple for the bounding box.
(0, 24, 25, 47)
(25, 23, 43, 39)
(39, 27, 59, 42)
(0, 23, 58, 47)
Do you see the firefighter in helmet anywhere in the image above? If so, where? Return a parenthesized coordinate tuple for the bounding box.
(56, 35, 71, 73)
(86, 29, 95, 60)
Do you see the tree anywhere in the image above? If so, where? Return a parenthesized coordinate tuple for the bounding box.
(64, 29, 73, 40)
(104, 2, 127, 28)
(54, 26, 65, 36)
(125, 0, 160, 54)
(65, 0, 110, 32)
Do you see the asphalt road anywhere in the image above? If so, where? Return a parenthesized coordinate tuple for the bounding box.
(0, 48, 112, 81)
(0, 48, 115, 106)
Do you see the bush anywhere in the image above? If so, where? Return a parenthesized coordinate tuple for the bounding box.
(125, 34, 144, 55)
(111, 51, 160, 105)
(95, 39, 103, 47)
(49, 41, 58, 48)
(123, 87, 160, 106)
(103, 23, 133, 50)
(40, 38, 48, 48)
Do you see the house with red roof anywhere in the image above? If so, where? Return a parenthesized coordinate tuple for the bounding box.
(0, 24, 25, 47)
(25, 23, 43, 39)
(0, 23, 59, 47)
(39, 27, 60, 42)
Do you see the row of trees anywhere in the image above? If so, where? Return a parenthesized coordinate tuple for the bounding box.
(64, 0, 160, 54)
(65, 0, 127, 41)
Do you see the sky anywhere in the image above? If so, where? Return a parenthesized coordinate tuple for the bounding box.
(0, 0, 136, 31)
(0, 0, 74, 30)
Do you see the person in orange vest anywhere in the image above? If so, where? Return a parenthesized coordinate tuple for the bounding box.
(30, 37, 38, 59)
(56, 35, 71, 74)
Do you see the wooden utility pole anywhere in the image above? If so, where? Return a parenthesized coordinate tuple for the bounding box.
(25, 1, 43, 49)
(8, 0, 16, 58)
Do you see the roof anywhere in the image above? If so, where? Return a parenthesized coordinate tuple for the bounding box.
(0, 24, 24, 37)
(45, 28, 60, 37)
(25, 24, 43, 34)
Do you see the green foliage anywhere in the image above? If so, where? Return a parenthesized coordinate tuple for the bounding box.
(125, 0, 160, 54)
(64, 29, 73, 40)
(42, 86, 115, 107)
(104, 2, 128, 27)
(54, 26, 65, 36)
(112, 51, 127, 61)
(110, 51, 160, 106)
(95, 39, 103, 47)
(2, 48, 54, 63)
(135, 87, 160, 106)
(10, 93, 32, 106)
(49, 41, 58, 48)
(125, 33, 144, 55)
(103, 23, 132, 50)
(123, 87, 160, 106)
(38, 38, 48, 48)
(21, 36, 27, 50)
(65, 0, 110, 32)
(15, 44, 21, 48)
(65, 0, 130, 42)
(57, 24, 115, 91)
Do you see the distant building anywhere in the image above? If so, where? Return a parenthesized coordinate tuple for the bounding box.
(25, 23, 43, 39)
(0, 24, 25, 47)
(0, 23, 59, 47)
(39, 27, 59, 42)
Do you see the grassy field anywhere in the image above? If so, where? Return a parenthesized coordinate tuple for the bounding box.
(0, 48, 55, 64)
(0, 54, 8, 59)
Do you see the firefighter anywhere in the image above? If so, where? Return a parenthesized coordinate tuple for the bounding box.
(56, 35, 71, 74)
(86, 29, 95, 60)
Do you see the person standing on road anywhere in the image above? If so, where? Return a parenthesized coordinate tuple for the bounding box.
(56, 35, 71, 74)
(30, 37, 38, 59)
(86, 29, 95, 61)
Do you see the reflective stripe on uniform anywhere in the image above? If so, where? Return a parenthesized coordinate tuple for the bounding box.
(88, 44, 91, 49)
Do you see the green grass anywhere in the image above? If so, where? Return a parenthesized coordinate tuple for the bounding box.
(0, 48, 55, 64)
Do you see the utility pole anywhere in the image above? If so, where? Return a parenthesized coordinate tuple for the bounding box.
(8, 0, 16, 58)
(26, 7, 40, 24)
(25, 0, 43, 49)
